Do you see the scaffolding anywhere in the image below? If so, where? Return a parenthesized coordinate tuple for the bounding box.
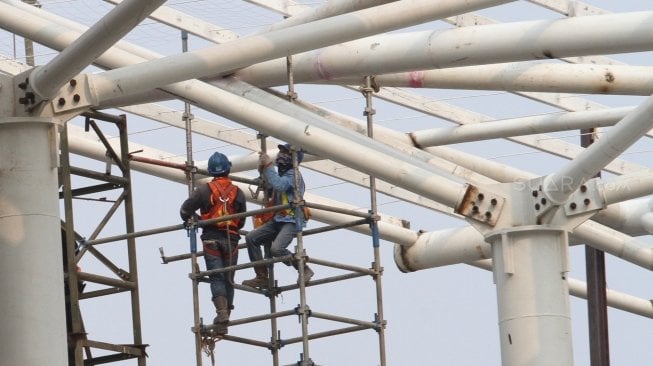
(60, 111, 148, 365)
(57, 79, 389, 366)
(157, 74, 389, 366)
(3, 0, 650, 364)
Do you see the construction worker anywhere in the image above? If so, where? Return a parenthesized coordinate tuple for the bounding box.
(242, 143, 313, 289)
(180, 152, 246, 334)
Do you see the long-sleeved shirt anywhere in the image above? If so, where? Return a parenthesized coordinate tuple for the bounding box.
(262, 166, 306, 226)
(179, 178, 247, 240)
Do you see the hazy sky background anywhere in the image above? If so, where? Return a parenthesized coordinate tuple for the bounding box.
(2, 0, 652, 365)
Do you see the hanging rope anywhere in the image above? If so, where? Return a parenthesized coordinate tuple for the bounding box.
(201, 334, 220, 366)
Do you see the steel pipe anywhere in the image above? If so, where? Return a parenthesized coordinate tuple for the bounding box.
(543, 96, 653, 204)
(233, 12, 653, 87)
(410, 107, 632, 146)
(0, 117, 67, 366)
(471, 259, 653, 319)
(66, 125, 419, 246)
(488, 226, 573, 366)
(28, 0, 166, 100)
(259, 0, 399, 33)
(309, 63, 653, 96)
(87, 0, 516, 103)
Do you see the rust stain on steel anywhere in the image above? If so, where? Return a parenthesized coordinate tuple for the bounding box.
(455, 184, 478, 216)
(599, 71, 616, 93)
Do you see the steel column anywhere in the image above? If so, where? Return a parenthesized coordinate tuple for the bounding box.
(488, 226, 573, 366)
(0, 117, 67, 365)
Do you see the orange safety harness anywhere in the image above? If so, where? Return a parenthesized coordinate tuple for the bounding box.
(200, 177, 242, 235)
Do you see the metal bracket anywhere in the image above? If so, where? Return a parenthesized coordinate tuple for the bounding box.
(51, 74, 94, 114)
(563, 178, 605, 217)
(455, 185, 505, 226)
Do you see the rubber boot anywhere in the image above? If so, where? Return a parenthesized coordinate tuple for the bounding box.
(241, 266, 269, 289)
(212, 296, 230, 334)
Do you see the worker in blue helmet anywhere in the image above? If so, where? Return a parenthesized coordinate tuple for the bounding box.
(242, 143, 313, 289)
(180, 152, 247, 334)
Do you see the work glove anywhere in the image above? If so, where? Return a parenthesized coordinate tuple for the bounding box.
(183, 214, 199, 230)
(258, 152, 273, 171)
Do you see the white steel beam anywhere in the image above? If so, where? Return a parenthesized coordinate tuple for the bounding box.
(375, 87, 647, 176)
(543, 97, 653, 204)
(88, 0, 515, 103)
(103, 0, 239, 44)
(595, 197, 653, 237)
(318, 63, 653, 96)
(213, 78, 472, 185)
(116, 102, 461, 215)
(410, 107, 633, 146)
(471, 259, 653, 319)
(0, 117, 67, 365)
(2, 0, 474, 208)
(244, 0, 302, 17)
(161, 80, 467, 209)
(6, 3, 652, 272)
(29, 0, 166, 100)
(232, 11, 653, 87)
(259, 0, 399, 33)
(0, 3, 475, 216)
(66, 125, 413, 242)
(67, 125, 653, 322)
(603, 170, 653, 206)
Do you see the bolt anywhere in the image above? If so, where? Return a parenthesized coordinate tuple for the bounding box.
(472, 205, 479, 213)
(491, 198, 498, 206)
(18, 82, 27, 90)
(584, 198, 590, 206)
(570, 202, 577, 210)
(484, 211, 492, 220)
(18, 97, 28, 105)
(477, 193, 484, 201)
(532, 190, 538, 197)
(58, 98, 65, 106)
(69, 79, 77, 87)
(73, 94, 81, 103)
(580, 185, 587, 193)
(535, 203, 541, 210)
(540, 198, 547, 205)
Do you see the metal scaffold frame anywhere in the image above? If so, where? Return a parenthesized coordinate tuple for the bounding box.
(155, 62, 388, 366)
(60, 111, 147, 365)
(3, 1, 653, 365)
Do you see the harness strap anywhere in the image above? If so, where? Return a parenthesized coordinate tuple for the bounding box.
(203, 240, 238, 258)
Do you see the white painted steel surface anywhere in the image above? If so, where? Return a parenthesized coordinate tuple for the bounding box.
(543, 96, 653, 204)
(233, 12, 653, 87)
(489, 227, 573, 366)
(0, 118, 67, 366)
(307, 64, 653, 96)
(89, 0, 515, 103)
(0, 1, 652, 365)
(28, 0, 165, 100)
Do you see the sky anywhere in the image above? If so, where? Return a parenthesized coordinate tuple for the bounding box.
(1, 0, 653, 365)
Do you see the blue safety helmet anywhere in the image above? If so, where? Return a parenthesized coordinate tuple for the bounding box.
(207, 152, 232, 176)
(278, 143, 304, 164)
